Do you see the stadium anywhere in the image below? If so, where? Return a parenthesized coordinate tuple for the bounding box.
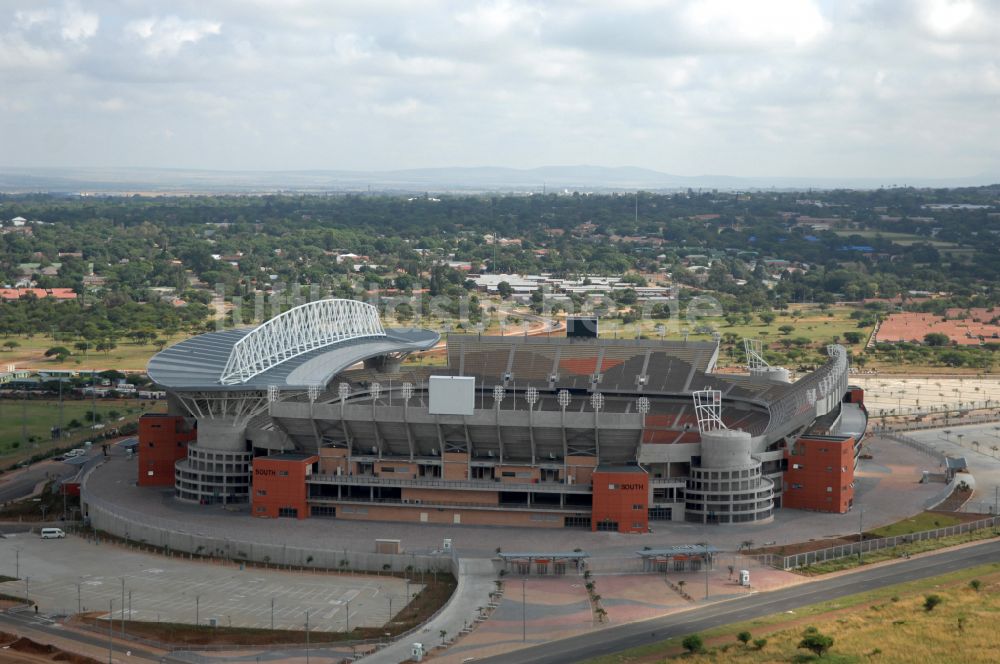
(139, 298, 867, 534)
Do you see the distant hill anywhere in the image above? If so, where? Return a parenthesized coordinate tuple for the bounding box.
(0, 165, 996, 194)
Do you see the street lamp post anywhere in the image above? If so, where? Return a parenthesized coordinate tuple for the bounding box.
(107, 599, 113, 664)
(521, 578, 526, 642)
(858, 509, 864, 562)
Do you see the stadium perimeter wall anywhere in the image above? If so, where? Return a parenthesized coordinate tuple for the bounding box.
(81, 490, 455, 575)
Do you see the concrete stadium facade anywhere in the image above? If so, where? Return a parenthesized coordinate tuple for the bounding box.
(139, 299, 867, 533)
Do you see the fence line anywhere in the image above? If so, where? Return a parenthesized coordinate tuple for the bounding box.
(780, 515, 999, 569)
(880, 432, 948, 464)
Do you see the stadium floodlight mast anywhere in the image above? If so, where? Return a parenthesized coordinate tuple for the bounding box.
(338, 382, 352, 460)
(493, 385, 506, 409)
(656, 324, 665, 341)
(525, 386, 539, 463)
(525, 386, 539, 407)
(307, 385, 320, 403)
(590, 391, 605, 456)
(637, 396, 650, 415)
(556, 389, 571, 471)
(267, 385, 279, 403)
(401, 382, 414, 402)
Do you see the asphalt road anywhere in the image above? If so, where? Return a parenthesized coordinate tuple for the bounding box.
(0, 608, 163, 664)
(0, 449, 104, 504)
(478, 539, 1000, 664)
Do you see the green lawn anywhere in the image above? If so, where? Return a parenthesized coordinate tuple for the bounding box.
(869, 512, 963, 538)
(599, 305, 873, 366)
(0, 332, 191, 372)
(0, 398, 157, 458)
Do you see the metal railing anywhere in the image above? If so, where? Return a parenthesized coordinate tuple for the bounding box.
(310, 496, 590, 512)
(779, 515, 999, 569)
(308, 473, 592, 493)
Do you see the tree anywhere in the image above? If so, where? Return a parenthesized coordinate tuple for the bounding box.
(753, 638, 768, 650)
(778, 324, 795, 335)
(44, 346, 71, 361)
(924, 594, 943, 611)
(737, 631, 752, 646)
(681, 634, 703, 654)
(758, 311, 776, 326)
(969, 579, 982, 592)
(2, 340, 19, 351)
(843, 331, 864, 344)
(496, 281, 513, 299)
(924, 332, 950, 347)
(74, 341, 90, 355)
(798, 628, 833, 657)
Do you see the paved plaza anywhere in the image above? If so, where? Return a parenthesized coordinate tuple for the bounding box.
(852, 375, 1000, 418)
(430, 558, 806, 664)
(84, 436, 943, 560)
(0, 535, 419, 632)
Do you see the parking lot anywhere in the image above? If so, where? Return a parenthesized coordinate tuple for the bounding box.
(0, 534, 421, 632)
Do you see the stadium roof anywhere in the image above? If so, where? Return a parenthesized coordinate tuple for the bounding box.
(147, 299, 439, 391)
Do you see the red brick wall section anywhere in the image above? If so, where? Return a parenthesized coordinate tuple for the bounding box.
(591, 470, 648, 534)
(252, 456, 318, 519)
(783, 436, 855, 513)
(137, 414, 195, 487)
(847, 387, 865, 406)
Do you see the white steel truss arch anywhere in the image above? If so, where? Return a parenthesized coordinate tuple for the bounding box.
(743, 338, 769, 371)
(693, 388, 726, 434)
(220, 299, 385, 385)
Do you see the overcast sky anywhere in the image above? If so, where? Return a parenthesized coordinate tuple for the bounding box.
(1, 0, 998, 178)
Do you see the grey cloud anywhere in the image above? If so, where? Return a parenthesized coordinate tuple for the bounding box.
(0, 0, 997, 179)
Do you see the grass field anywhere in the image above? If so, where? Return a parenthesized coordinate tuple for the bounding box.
(586, 561, 1000, 664)
(597, 305, 873, 364)
(0, 332, 191, 371)
(869, 512, 963, 538)
(0, 398, 163, 460)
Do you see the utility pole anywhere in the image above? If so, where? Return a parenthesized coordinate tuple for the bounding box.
(196, 595, 200, 626)
(703, 542, 710, 600)
(121, 578, 125, 638)
(271, 597, 274, 630)
(107, 599, 113, 664)
(77, 582, 81, 614)
(305, 610, 310, 664)
(15, 549, 19, 579)
(521, 578, 526, 642)
(858, 509, 864, 562)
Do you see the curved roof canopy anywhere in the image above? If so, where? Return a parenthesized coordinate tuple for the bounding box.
(147, 299, 439, 391)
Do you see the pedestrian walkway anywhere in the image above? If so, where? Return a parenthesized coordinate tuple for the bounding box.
(358, 558, 497, 663)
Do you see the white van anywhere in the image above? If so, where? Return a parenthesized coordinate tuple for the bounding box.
(65, 449, 86, 458)
(40, 528, 66, 539)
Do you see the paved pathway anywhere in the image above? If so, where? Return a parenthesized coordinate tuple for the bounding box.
(358, 558, 497, 664)
(906, 420, 1000, 513)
